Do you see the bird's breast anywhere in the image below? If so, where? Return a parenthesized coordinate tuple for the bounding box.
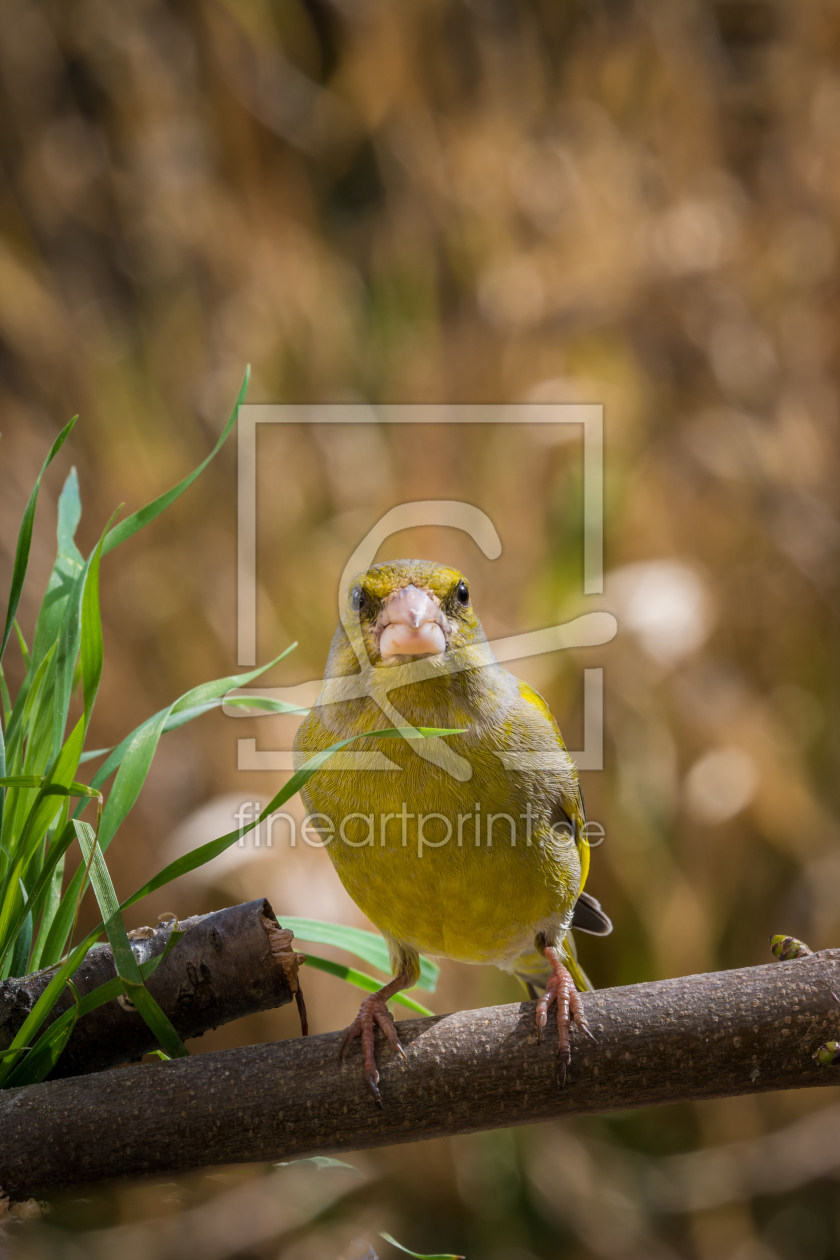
(297, 754, 581, 966)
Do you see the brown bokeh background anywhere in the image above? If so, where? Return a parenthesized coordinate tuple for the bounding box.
(2, 0, 840, 1257)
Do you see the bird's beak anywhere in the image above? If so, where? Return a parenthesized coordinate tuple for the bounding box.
(377, 585, 447, 659)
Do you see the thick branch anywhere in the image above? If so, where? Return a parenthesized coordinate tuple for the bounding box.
(2, 950, 840, 1197)
(0, 899, 305, 1078)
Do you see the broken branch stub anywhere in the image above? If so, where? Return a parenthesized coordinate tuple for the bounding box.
(0, 899, 306, 1078)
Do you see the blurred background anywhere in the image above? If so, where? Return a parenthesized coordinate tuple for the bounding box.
(1, 0, 840, 1256)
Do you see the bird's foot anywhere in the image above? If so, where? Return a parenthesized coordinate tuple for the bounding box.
(535, 947, 595, 1088)
(339, 990, 409, 1107)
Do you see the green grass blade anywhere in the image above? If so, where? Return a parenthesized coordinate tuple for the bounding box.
(223, 696, 310, 716)
(50, 504, 117, 760)
(31, 468, 85, 674)
(302, 955, 432, 1016)
(283, 918, 393, 977)
(72, 822, 137, 976)
(74, 703, 236, 777)
(0, 931, 99, 1086)
(28, 851, 66, 972)
(0, 718, 87, 964)
(281, 917, 439, 993)
(69, 781, 102, 800)
(13, 716, 85, 859)
(23, 801, 69, 936)
(0, 819, 76, 975)
(77, 747, 113, 765)
(0, 637, 57, 856)
(125, 985, 190, 1059)
(51, 565, 86, 762)
(0, 665, 11, 725)
(89, 704, 171, 854)
(0, 641, 60, 868)
(0, 776, 98, 800)
(101, 368, 249, 557)
(73, 821, 189, 1060)
(13, 621, 31, 670)
(36, 863, 86, 970)
(55, 467, 83, 562)
(1, 677, 27, 784)
(0, 709, 6, 863)
(4, 638, 56, 765)
(80, 507, 120, 730)
(0, 1047, 32, 1062)
(3, 1004, 78, 1088)
(167, 642, 299, 719)
(1, 416, 77, 662)
(379, 1232, 464, 1259)
(274, 1157, 363, 1174)
(83, 645, 299, 816)
(0, 776, 99, 796)
(8, 889, 32, 979)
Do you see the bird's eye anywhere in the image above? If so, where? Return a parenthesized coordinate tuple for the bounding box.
(455, 580, 469, 607)
(350, 586, 366, 612)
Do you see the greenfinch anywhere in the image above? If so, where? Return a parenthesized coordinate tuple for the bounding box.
(293, 559, 610, 1103)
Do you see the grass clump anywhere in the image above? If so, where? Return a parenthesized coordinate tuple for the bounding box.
(0, 374, 438, 1086)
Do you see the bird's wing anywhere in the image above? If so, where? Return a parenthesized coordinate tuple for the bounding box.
(515, 678, 590, 892)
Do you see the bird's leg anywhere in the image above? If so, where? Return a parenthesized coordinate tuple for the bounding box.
(339, 970, 412, 1106)
(535, 942, 595, 1088)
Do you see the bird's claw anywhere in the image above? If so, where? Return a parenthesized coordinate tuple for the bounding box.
(535, 952, 594, 1088)
(339, 993, 409, 1104)
(366, 1064, 383, 1108)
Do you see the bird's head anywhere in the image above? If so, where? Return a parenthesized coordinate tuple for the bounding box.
(342, 559, 487, 669)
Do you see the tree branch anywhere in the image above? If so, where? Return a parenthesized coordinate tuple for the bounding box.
(0, 899, 305, 1079)
(2, 949, 840, 1197)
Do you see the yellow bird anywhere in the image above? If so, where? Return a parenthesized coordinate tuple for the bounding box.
(293, 559, 611, 1103)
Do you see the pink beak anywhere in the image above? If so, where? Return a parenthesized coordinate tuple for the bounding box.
(378, 585, 447, 659)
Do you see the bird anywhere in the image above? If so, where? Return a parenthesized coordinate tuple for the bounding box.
(293, 559, 611, 1104)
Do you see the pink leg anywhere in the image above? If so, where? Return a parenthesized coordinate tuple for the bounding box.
(535, 944, 595, 1088)
(340, 971, 412, 1106)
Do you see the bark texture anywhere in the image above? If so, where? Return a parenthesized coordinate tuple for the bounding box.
(0, 900, 305, 1079)
(2, 950, 840, 1197)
